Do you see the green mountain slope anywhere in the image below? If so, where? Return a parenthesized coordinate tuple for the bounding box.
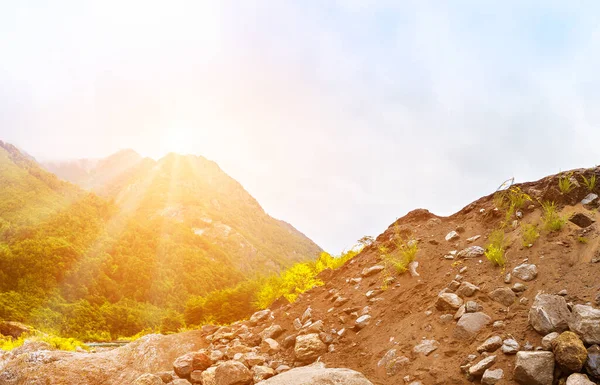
(0, 143, 321, 340)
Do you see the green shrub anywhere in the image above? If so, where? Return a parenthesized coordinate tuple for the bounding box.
(558, 173, 575, 194)
(484, 229, 506, 267)
(521, 224, 540, 247)
(541, 201, 566, 231)
(581, 174, 597, 192)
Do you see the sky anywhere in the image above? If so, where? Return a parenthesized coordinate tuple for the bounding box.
(2, 1, 600, 253)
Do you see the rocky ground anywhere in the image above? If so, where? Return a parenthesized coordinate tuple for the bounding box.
(1, 168, 600, 385)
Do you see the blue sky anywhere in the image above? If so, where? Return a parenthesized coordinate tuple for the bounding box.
(2, 1, 600, 252)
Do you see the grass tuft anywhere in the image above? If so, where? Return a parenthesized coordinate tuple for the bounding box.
(581, 174, 597, 192)
(541, 201, 566, 232)
(484, 229, 506, 266)
(558, 173, 575, 194)
(521, 224, 540, 247)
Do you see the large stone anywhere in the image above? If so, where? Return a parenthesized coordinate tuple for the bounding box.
(456, 282, 480, 297)
(457, 246, 485, 258)
(202, 367, 217, 385)
(174, 352, 212, 378)
(477, 336, 503, 353)
(513, 351, 554, 385)
(256, 364, 374, 385)
(445, 230, 460, 241)
(355, 315, 372, 330)
(566, 373, 596, 385)
(133, 374, 164, 385)
(568, 304, 600, 344)
(253, 365, 275, 382)
(585, 344, 600, 380)
(489, 287, 516, 307)
(528, 294, 571, 334)
(260, 338, 280, 354)
(552, 331, 588, 373)
(512, 264, 538, 282)
(436, 292, 464, 311)
(582, 193, 599, 205)
(468, 355, 497, 377)
(294, 333, 327, 363)
(454, 312, 491, 340)
(481, 368, 503, 385)
(215, 360, 252, 385)
(502, 339, 520, 354)
(249, 310, 272, 326)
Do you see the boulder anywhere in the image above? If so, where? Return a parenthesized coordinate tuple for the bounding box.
(584, 344, 600, 380)
(512, 264, 538, 281)
(133, 374, 164, 385)
(255, 364, 374, 385)
(457, 246, 485, 258)
(202, 367, 217, 385)
(568, 304, 600, 344)
(489, 287, 516, 307)
(513, 351, 554, 385)
(174, 352, 212, 378)
(468, 355, 496, 377)
(565, 373, 596, 385)
(456, 282, 480, 297)
(260, 338, 280, 354)
(294, 334, 327, 363)
(481, 368, 503, 385)
(436, 293, 464, 311)
(477, 336, 503, 353)
(528, 294, 571, 334)
(215, 361, 252, 385)
(453, 312, 491, 340)
(249, 310, 272, 326)
(446, 231, 460, 241)
(552, 331, 588, 373)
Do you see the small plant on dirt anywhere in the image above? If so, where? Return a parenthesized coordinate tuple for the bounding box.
(541, 201, 566, 232)
(379, 226, 418, 275)
(484, 229, 506, 267)
(521, 223, 540, 247)
(581, 174, 597, 192)
(494, 186, 531, 228)
(577, 236, 589, 244)
(558, 173, 575, 194)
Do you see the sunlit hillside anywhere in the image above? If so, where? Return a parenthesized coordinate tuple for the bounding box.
(0, 142, 321, 341)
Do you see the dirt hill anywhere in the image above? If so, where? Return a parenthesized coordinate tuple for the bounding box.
(2, 167, 600, 384)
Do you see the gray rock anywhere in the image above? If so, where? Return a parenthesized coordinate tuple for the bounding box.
(456, 282, 480, 297)
(581, 193, 598, 205)
(481, 368, 503, 385)
(445, 230, 460, 241)
(250, 310, 272, 325)
(377, 348, 409, 376)
(584, 344, 600, 380)
(440, 314, 454, 323)
(361, 265, 385, 277)
(294, 334, 327, 363)
(502, 339, 520, 354)
(529, 294, 571, 334)
(468, 355, 497, 377)
(568, 304, 600, 344)
(489, 287, 516, 307)
(512, 283, 528, 292)
(512, 264, 538, 281)
(566, 373, 596, 385)
(355, 315, 372, 330)
(465, 301, 481, 313)
(133, 374, 164, 385)
(467, 235, 481, 242)
(477, 336, 503, 353)
(260, 325, 284, 340)
(436, 292, 464, 311)
(215, 361, 252, 385)
(457, 246, 485, 258)
(453, 312, 491, 340)
(513, 351, 554, 385)
(541, 332, 560, 350)
(256, 364, 374, 385)
(413, 339, 439, 356)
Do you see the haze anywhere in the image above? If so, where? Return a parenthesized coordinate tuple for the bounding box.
(2, 1, 600, 252)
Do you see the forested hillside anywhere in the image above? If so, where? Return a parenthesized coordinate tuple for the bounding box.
(0, 142, 321, 340)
